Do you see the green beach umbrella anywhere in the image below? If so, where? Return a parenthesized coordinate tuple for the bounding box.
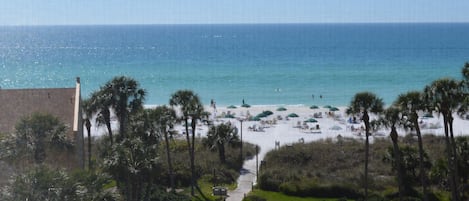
(249, 116, 261, 121)
(276, 107, 287, 111)
(287, 113, 299, 118)
(262, 110, 274, 116)
(423, 113, 433, 118)
(256, 113, 268, 118)
(241, 103, 251, 108)
(329, 125, 342, 130)
(227, 105, 237, 109)
(224, 114, 236, 118)
(329, 107, 339, 111)
(309, 105, 319, 109)
(323, 105, 332, 109)
(304, 118, 318, 123)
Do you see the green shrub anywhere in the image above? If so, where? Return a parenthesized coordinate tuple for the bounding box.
(258, 173, 281, 191)
(278, 180, 361, 199)
(242, 195, 267, 201)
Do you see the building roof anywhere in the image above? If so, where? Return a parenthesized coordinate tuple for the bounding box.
(0, 83, 80, 137)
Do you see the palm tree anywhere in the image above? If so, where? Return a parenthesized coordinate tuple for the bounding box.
(380, 107, 405, 200)
(82, 98, 94, 170)
(394, 91, 428, 201)
(90, 90, 114, 145)
(149, 105, 178, 191)
(101, 76, 146, 139)
(424, 78, 464, 201)
(462, 62, 469, 81)
(169, 90, 206, 196)
(347, 92, 384, 199)
(15, 113, 71, 165)
(205, 122, 240, 163)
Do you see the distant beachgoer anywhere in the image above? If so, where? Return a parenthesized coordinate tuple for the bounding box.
(242, 99, 245, 105)
(312, 94, 314, 99)
(210, 99, 214, 107)
(320, 95, 323, 99)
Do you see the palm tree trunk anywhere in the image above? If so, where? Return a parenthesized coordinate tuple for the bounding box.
(191, 119, 197, 193)
(106, 122, 113, 145)
(448, 115, 460, 200)
(218, 142, 226, 163)
(184, 119, 194, 196)
(164, 131, 175, 191)
(103, 109, 114, 145)
(86, 120, 92, 170)
(413, 116, 428, 201)
(390, 126, 403, 201)
(119, 111, 127, 139)
(363, 111, 370, 200)
(443, 114, 458, 201)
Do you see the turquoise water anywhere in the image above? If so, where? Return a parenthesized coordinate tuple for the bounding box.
(0, 23, 468, 106)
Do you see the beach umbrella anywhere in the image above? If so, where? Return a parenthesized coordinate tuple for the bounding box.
(262, 110, 274, 116)
(329, 125, 342, 130)
(249, 116, 261, 121)
(277, 107, 287, 111)
(241, 103, 251, 108)
(309, 105, 319, 109)
(423, 113, 433, 118)
(323, 105, 332, 109)
(287, 113, 299, 118)
(304, 118, 318, 123)
(329, 107, 339, 111)
(256, 113, 268, 118)
(227, 105, 237, 109)
(224, 114, 236, 118)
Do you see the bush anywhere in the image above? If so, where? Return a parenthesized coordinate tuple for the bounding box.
(148, 188, 190, 201)
(278, 180, 361, 199)
(258, 173, 281, 191)
(242, 195, 267, 201)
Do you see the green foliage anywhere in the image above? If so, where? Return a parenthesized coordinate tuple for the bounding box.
(256, 135, 463, 200)
(246, 189, 351, 201)
(278, 180, 361, 199)
(147, 188, 191, 201)
(9, 112, 73, 165)
(383, 146, 432, 186)
(0, 166, 119, 201)
(243, 194, 267, 201)
(101, 134, 161, 201)
(204, 122, 240, 163)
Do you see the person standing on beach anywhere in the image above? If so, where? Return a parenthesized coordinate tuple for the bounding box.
(242, 99, 245, 105)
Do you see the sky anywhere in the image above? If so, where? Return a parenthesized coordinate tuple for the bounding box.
(1, 0, 469, 25)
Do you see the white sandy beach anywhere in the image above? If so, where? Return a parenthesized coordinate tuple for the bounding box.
(204, 104, 469, 152)
(89, 103, 469, 164)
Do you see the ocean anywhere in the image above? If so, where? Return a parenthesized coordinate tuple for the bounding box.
(0, 23, 468, 107)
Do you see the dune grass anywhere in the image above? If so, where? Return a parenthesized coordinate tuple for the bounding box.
(247, 189, 352, 201)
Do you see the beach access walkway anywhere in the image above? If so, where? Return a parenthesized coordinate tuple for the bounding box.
(226, 154, 258, 201)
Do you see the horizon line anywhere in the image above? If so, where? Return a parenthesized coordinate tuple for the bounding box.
(2, 21, 469, 27)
